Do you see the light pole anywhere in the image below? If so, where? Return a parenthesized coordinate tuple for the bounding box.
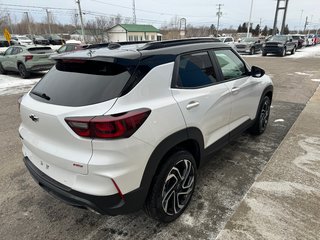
(247, 0, 254, 38)
(76, 0, 85, 43)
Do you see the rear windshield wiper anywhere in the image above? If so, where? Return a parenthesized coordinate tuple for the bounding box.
(31, 91, 51, 101)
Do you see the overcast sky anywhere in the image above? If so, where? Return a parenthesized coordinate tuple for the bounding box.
(1, 0, 319, 30)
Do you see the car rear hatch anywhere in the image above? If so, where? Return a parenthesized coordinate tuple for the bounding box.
(26, 47, 54, 62)
(20, 55, 139, 177)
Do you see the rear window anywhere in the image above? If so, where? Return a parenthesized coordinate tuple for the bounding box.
(28, 47, 54, 54)
(30, 59, 136, 107)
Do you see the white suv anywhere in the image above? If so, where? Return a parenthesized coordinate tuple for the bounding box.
(19, 39, 273, 222)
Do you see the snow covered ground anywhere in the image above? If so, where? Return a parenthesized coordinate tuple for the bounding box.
(0, 74, 42, 96)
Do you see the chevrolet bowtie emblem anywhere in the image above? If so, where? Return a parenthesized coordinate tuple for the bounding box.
(29, 114, 39, 122)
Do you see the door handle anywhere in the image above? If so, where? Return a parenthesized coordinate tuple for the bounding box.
(186, 101, 199, 110)
(231, 87, 240, 94)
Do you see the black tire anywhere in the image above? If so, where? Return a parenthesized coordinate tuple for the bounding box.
(262, 51, 267, 56)
(249, 96, 271, 135)
(281, 47, 286, 57)
(18, 63, 30, 79)
(0, 63, 7, 74)
(250, 47, 255, 55)
(291, 47, 296, 55)
(144, 150, 197, 223)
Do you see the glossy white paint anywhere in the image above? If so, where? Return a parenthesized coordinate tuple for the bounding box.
(19, 50, 273, 198)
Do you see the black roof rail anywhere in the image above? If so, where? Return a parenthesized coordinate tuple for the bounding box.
(138, 38, 221, 50)
(86, 41, 151, 50)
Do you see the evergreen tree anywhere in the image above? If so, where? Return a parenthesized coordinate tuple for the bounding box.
(262, 25, 268, 36)
(284, 24, 289, 34)
(237, 24, 242, 32)
(254, 24, 260, 36)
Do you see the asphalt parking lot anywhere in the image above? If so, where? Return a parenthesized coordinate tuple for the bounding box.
(0, 48, 319, 240)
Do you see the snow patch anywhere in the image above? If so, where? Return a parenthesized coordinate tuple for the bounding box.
(274, 119, 284, 122)
(293, 136, 320, 177)
(0, 74, 40, 96)
(294, 72, 312, 76)
(311, 79, 320, 82)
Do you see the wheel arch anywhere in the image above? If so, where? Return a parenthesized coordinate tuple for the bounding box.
(139, 127, 204, 204)
(254, 85, 273, 120)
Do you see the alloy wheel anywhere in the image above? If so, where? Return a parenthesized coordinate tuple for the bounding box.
(259, 100, 270, 131)
(161, 159, 195, 216)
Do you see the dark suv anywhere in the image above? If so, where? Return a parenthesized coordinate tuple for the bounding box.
(262, 35, 297, 56)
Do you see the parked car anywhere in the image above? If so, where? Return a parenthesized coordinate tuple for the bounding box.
(235, 37, 263, 55)
(306, 34, 316, 46)
(56, 43, 88, 53)
(262, 35, 297, 56)
(292, 34, 306, 49)
(29, 35, 50, 45)
(43, 35, 66, 45)
(19, 38, 273, 222)
(218, 36, 236, 49)
(11, 35, 33, 45)
(0, 45, 55, 78)
(0, 37, 19, 47)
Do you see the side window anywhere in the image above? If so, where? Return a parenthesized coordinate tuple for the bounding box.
(66, 45, 75, 52)
(57, 45, 67, 53)
(4, 47, 14, 55)
(12, 47, 22, 55)
(214, 49, 247, 81)
(177, 51, 217, 88)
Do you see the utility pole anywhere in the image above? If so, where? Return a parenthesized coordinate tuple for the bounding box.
(132, 0, 136, 24)
(259, 18, 262, 36)
(272, 0, 290, 35)
(24, 12, 32, 36)
(45, 9, 52, 35)
(7, 13, 13, 34)
(247, 0, 254, 38)
(216, 4, 223, 36)
(298, 9, 303, 33)
(303, 16, 308, 33)
(280, 0, 289, 34)
(76, 0, 85, 43)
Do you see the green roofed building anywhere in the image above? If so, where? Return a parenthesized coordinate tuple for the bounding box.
(107, 24, 162, 42)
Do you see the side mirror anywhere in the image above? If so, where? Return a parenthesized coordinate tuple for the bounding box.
(289, 39, 293, 42)
(0, 52, 4, 56)
(251, 66, 265, 78)
(257, 40, 261, 43)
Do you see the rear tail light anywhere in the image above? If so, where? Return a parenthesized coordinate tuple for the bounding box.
(24, 55, 33, 61)
(65, 108, 151, 139)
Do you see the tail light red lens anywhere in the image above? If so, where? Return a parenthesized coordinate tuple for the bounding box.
(24, 55, 33, 61)
(65, 108, 151, 139)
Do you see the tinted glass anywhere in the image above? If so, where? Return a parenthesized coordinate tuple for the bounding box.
(177, 52, 217, 88)
(11, 47, 22, 55)
(31, 59, 136, 107)
(28, 47, 53, 54)
(214, 49, 247, 80)
(57, 45, 67, 53)
(66, 45, 76, 52)
(4, 47, 13, 55)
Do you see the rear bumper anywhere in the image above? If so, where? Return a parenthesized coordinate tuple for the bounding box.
(28, 64, 55, 72)
(23, 156, 145, 215)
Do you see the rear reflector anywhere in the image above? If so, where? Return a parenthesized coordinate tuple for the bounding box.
(65, 108, 151, 139)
